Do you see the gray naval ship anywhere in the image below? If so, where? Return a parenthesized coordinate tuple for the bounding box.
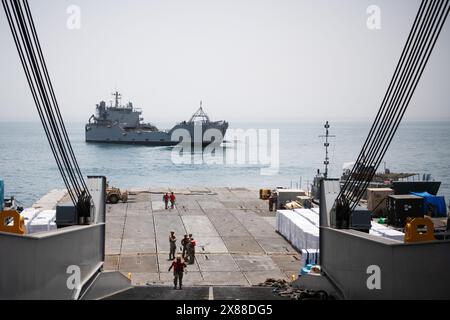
(85, 92, 229, 146)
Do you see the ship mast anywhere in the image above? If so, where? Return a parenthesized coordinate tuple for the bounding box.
(112, 91, 122, 108)
(189, 101, 210, 122)
(319, 121, 335, 178)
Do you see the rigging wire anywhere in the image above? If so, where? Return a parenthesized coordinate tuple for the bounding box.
(2, 0, 77, 204)
(349, 1, 449, 209)
(335, 0, 449, 221)
(345, 0, 443, 201)
(23, 0, 89, 193)
(2, 0, 91, 210)
(339, 0, 428, 200)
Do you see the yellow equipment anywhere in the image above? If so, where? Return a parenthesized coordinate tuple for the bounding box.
(259, 188, 271, 200)
(106, 186, 128, 204)
(0, 210, 25, 235)
(404, 217, 435, 243)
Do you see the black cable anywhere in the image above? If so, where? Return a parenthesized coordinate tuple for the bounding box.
(23, 0, 90, 195)
(19, 0, 86, 197)
(10, 0, 83, 200)
(2, 0, 93, 208)
(350, 0, 449, 210)
(341, 0, 434, 199)
(2, 0, 77, 204)
(350, 0, 449, 209)
(344, 0, 441, 202)
(343, 0, 441, 199)
(335, 0, 449, 223)
(2, 0, 76, 204)
(348, 0, 447, 205)
(338, 0, 428, 199)
(18, 0, 85, 196)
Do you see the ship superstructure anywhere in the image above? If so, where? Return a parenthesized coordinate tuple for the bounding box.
(85, 93, 228, 146)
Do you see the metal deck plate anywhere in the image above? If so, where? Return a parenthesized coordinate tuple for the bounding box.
(103, 187, 301, 287)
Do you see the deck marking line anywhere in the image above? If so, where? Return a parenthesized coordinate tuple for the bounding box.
(209, 286, 214, 300)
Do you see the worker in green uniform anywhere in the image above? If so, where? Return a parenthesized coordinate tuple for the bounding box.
(169, 231, 177, 260)
(181, 234, 189, 258)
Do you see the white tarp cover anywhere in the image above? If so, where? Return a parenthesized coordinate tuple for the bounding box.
(20, 208, 40, 233)
(301, 249, 320, 268)
(276, 209, 320, 251)
(369, 221, 404, 242)
(276, 208, 404, 250)
(27, 209, 56, 234)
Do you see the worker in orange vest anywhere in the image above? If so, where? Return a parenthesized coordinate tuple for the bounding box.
(163, 193, 169, 210)
(168, 256, 187, 290)
(170, 192, 176, 209)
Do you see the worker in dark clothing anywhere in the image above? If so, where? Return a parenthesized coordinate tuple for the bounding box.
(163, 193, 169, 210)
(268, 193, 274, 211)
(187, 236, 196, 264)
(169, 231, 177, 260)
(192, 237, 196, 263)
(269, 191, 278, 211)
(168, 256, 187, 290)
(170, 192, 176, 209)
(186, 241, 193, 264)
(181, 234, 189, 258)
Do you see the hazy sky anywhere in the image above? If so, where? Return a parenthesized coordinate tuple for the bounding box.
(0, 0, 449, 123)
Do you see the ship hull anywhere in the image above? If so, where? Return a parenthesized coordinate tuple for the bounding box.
(85, 139, 178, 146)
(85, 122, 228, 146)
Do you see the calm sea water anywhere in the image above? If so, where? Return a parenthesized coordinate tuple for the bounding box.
(0, 121, 449, 207)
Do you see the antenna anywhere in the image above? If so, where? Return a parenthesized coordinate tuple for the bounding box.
(112, 91, 121, 108)
(318, 121, 335, 178)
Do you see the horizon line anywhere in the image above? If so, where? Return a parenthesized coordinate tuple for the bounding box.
(1, 119, 450, 123)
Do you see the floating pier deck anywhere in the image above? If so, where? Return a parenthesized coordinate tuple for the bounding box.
(103, 187, 300, 287)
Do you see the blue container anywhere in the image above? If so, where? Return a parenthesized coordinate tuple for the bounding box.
(0, 179, 4, 211)
(300, 264, 313, 275)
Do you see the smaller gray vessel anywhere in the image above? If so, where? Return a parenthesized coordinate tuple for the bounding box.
(85, 92, 228, 146)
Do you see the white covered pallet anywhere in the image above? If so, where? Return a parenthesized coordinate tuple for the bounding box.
(276, 209, 320, 251)
(276, 208, 405, 250)
(27, 209, 57, 234)
(370, 221, 404, 242)
(20, 208, 41, 233)
(301, 248, 320, 267)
